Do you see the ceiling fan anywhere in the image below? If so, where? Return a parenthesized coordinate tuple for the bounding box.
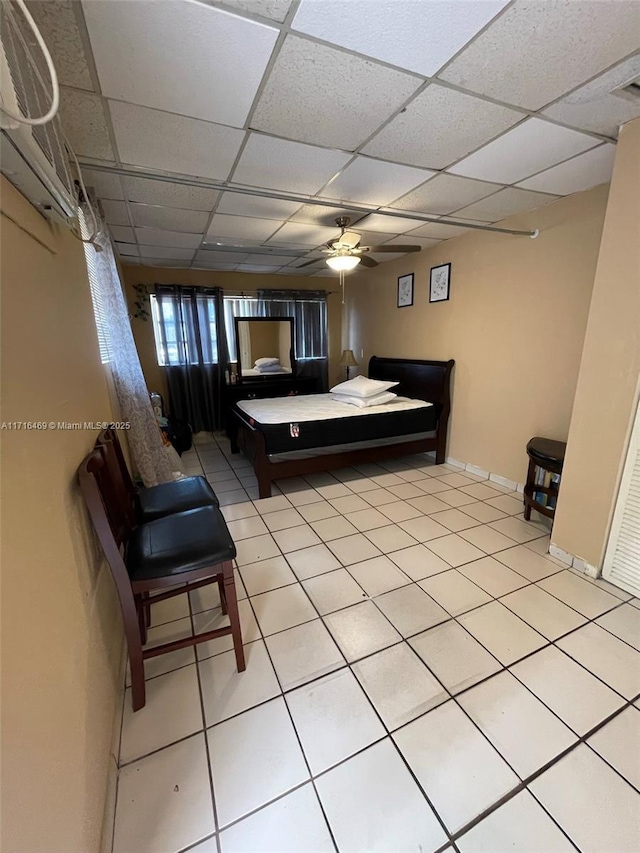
(297, 216, 422, 271)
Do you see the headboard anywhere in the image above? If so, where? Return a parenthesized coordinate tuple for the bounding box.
(368, 356, 455, 415)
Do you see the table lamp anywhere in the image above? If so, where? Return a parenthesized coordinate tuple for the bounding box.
(339, 348, 359, 379)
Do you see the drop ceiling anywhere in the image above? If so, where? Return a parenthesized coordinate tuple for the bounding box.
(29, 0, 640, 274)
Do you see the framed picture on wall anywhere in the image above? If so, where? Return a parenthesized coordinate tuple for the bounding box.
(429, 263, 451, 303)
(397, 273, 414, 308)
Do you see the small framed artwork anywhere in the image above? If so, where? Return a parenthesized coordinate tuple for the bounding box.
(429, 262, 451, 303)
(397, 273, 414, 308)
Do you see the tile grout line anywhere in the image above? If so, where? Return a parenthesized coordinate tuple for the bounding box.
(152, 434, 640, 847)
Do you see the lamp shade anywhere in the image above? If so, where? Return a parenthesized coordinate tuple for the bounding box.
(339, 349, 359, 368)
(326, 254, 361, 271)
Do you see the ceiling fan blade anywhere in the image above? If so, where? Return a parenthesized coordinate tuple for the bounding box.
(295, 257, 323, 268)
(339, 230, 361, 248)
(363, 244, 422, 253)
(359, 254, 378, 268)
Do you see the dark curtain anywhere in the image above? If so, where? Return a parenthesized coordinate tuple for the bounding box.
(258, 290, 329, 390)
(154, 285, 228, 432)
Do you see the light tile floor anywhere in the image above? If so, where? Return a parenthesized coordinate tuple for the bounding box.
(110, 432, 640, 853)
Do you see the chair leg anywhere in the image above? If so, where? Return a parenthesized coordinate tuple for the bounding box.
(218, 574, 227, 615)
(135, 594, 148, 646)
(143, 591, 151, 628)
(124, 599, 146, 711)
(222, 561, 245, 672)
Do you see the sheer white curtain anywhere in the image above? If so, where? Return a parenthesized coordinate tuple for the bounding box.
(81, 205, 179, 486)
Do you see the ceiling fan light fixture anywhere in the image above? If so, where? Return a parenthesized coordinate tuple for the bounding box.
(326, 254, 361, 271)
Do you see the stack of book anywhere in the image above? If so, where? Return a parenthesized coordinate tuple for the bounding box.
(533, 466, 561, 510)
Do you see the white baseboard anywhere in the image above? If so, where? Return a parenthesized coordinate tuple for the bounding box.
(445, 456, 524, 493)
(549, 543, 599, 577)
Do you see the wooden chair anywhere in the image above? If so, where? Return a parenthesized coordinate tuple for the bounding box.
(96, 427, 218, 524)
(78, 447, 245, 711)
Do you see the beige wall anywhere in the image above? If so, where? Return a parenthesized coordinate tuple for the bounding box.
(346, 184, 609, 485)
(121, 266, 342, 403)
(1, 178, 123, 852)
(552, 118, 640, 568)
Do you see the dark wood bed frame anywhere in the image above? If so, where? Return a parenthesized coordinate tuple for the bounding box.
(231, 356, 455, 498)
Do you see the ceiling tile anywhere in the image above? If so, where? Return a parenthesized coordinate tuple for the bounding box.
(208, 0, 293, 23)
(232, 134, 351, 194)
(83, 0, 278, 127)
(292, 0, 509, 77)
(206, 214, 281, 242)
(439, 0, 640, 110)
(266, 222, 338, 245)
(137, 246, 196, 260)
(407, 221, 475, 239)
(244, 253, 298, 265)
(381, 235, 441, 249)
(369, 251, 411, 263)
(194, 251, 250, 264)
(542, 55, 640, 139)
(216, 192, 302, 220)
(355, 213, 425, 233)
(453, 187, 559, 221)
(236, 264, 286, 273)
(251, 35, 422, 151)
(518, 144, 617, 195)
(28, 0, 94, 90)
(109, 101, 244, 178)
(322, 157, 435, 206)
(140, 257, 193, 268)
(109, 225, 135, 243)
(59, 88, 114, 161)
(290, 205, 368, 227)
(390, 173, 501, 216)
(449, 118, 601, 184)
(192, 260, 240, 270)
(82, 168, 124, 200)
(115, 242, 139, 257)
(123, 177, 220, 211)
(134, 228, 203, 249)
(101, 199, 130, 226)
(363, 84, 523, 169)
(130, 204, 210, 233)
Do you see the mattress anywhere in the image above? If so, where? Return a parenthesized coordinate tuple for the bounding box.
(236, 393, 439, 455)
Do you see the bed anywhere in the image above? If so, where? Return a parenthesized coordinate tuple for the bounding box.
(231, 356, 455, 498)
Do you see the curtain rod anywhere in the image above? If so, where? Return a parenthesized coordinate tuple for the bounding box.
(80, 160, 539, 239)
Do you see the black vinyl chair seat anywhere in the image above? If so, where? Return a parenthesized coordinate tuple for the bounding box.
(126, 505, 236, 583)
(526, 436, 567, 466)
(137, 475, 218, 523)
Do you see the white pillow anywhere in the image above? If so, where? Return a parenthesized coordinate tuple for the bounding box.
(255, 357, 280, 367)
(331, 391, 397, 408)
(330, 375, 398, 398)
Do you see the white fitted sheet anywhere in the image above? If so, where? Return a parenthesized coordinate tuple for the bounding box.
(237, 393, 431, 424)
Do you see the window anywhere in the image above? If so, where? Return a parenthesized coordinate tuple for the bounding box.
(150, 292, 219, 366)
(150, 290, 327, 368)
(223, 293, 327, 363)
(80, 209, 111, 363)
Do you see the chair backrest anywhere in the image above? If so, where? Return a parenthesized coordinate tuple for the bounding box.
(96, 428, 137, 531)
(78, 449, 140, 640)
(84, 443, 134, 548)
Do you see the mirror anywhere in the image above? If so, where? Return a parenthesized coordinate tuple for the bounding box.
(234, 317, 295, 382)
